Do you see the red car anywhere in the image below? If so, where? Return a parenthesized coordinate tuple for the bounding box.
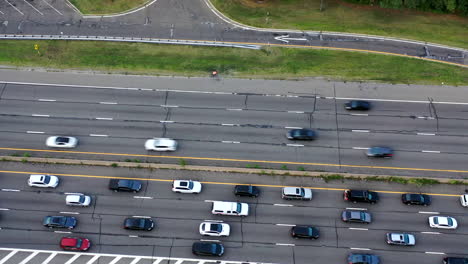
(60, 237, 91, 251)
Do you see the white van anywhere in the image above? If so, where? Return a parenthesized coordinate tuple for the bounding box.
(212, 201, 249, 216)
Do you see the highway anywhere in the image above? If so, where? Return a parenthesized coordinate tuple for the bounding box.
(0, 162, 467, 263)
(1, 82, 468, 177)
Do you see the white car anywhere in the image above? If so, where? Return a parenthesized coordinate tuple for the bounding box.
(461, 194, 468, 207)
(145, 138, 177, 151)
(46, 136, 78, 148)
(199, 221, 230, 237)
(66, 194, 92, 207)
(428, 216, 458, 229)
(28, 174, 59, 188)
(172, 180, 202, 194)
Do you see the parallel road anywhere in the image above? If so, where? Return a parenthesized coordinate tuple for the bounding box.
(0, 0, 466, 65)
(0, 164, 467, 263)
(1, 82, 468, 177)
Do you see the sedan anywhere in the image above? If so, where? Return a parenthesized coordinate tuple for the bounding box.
(290, 226, 320, 239)
(108, 179, 142, 193)
(199, 221, 230, 237)
(172, 180, 202, 194)
(66, 194, 91, 207)
(192, 242, 224, 257)
(402, 193, 431, 206)
(145, 138, 177, 151)
(342, 210, 372, 224)
(348, 253, 380, 264)
(28, 174, 59, 188)
(43, 216, 77, 229)
(344, 100, 371, 111)
(444, 257, 468, 264)
(386, 233, 416, 246)
(234, 185, 260, 197)
(460, 194, 468, 207)
(60, 237, 91, 251)
(286, 129, 316, 140)
(429, 216, 458, 229)
(123, 217, 155, 231)
(366, 146, 393, 158)
(46, 136, 78, 148)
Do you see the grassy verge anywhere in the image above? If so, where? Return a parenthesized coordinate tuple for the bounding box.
(1, 40, 467, 85)
(211, 0, 468, 49)
(69, 0, 148, 14)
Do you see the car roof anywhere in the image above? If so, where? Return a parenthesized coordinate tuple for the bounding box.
(60, 237, 78, 246)
(283, 187, 301, 195)
(66, 195, 82, 203)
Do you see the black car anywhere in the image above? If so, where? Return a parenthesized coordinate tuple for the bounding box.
(444, 257, 468, 264)
(366, 147, 394, 158)
(109, 179, 142, 192)
(234, 185, 260, 197)
(286, 129, 316, 140)
(43, 216, 77, 229)
(344, 189, 379, 204)
(342, 210, 372, 224)
(290, 226, 319, 239)
(123, 217, 155, 231)
(348, 253, 380, 264)
(345, 100, 371, 111)
(192, 242, 224, 257)
(402, 193, 431, 206)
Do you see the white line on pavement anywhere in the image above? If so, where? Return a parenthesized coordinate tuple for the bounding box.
(64, 254, 80, 264)
(417, 133, 436, 136)
(200, 239, 220, 242)
(54, 231, 71, 234)
(86, 255, 100, 264)
(38, 99, 56, 102)
(96, 117, 113, 120)
(227, 108, 243, 111)
(23, 0, 43, 15)
(0, 250, 18, 264)
(275, 243, 295, 246)
(133, 196, 154, 199)
(349, 228, 368, 231)
(418, 211, 439, 214)
(421, 232, 441, 234)
(352, 147, 369, 150)
(221, 124, 236, 126)
(41, 0, 63, 15)
(286, 144, 304, 147)
(99, 102, 117, 105)
(284, 127, 303, 129)
(351, 114, 369, 116)
(346, 208, 367, 210)
(32, 114, 50, 117)
(152, 259, 163, 264)
(352, 130, 370, 133)
(160, 105, 179, 108)
(129, 258, 142, 264)
(19, 251, 38, 264)
(89, 134, 108, 137)
(108, 256, 123, 264)
(132, 216, 151, 218)
(350, 248, 371, 250)
(42, 253, 57, 264)
(1, 189, 19, 192)
(4, 0, 23, 15)
(422, 150, 441, 153)
(274, 204, 294, 207)
(276, 224, 296, 227)
(159, 120, 175, 123)
(221, 141, 240, 144)
(204, 200, 215, 203)
(425, 252, 445, 255)
(27, 131, 45, 134)
(129, 235, 138, 238)
(0, 208, 9, 211)
(60, 211, 79, 214)
(287, 111, 304, 114)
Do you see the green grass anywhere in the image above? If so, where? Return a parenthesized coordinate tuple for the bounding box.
(0, 40, 467, 85)
(211, 0, 468, 49)
(69, 0, 148, 14)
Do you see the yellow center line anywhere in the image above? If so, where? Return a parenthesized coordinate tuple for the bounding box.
(0, 169, 461, 197)
(2, 147, 468, 174)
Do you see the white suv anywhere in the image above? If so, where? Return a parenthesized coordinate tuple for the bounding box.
(199, 221, 230, 237)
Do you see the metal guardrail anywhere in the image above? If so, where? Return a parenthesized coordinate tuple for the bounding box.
(0, 34, 262, 50)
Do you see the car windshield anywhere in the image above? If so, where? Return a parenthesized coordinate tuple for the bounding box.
(75, 239, 82, 248)
(78, 196, 85, 203)
(403, 235, 409, 243)
(43, 175, 50, 184)
(368, 193, 374, 200)
(447, 218, 453, 226)
(57, 137, 69, 143)
(236, 203, 242, 213)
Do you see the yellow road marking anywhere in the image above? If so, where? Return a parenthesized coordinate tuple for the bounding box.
(0, 170, 461, 197)
(2, 147, 468, 174)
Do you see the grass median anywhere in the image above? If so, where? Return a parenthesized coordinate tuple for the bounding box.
(69, 0, 148, 14)
(1, 40, 467, 85)
(211, 0, 468, 49)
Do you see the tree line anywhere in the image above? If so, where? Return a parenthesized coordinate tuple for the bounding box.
(345, 0, 468, 15)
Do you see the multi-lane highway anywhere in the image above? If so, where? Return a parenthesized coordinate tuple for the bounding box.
(0, 162, 467, 264)
(1, 81, 468, 177)
(0, 0, 466, 65)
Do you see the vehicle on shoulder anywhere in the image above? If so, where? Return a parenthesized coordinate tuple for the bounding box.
(460, 194, 468, 207)
(286, 129, 316, 140)
(199, 220, 230, 237)
(211, 201, 249, 216)
(290, 226, 319, 239)
(60, 237, 90, 251)
(341, 210, 372, 224)
(402, 193, 431, 206)
(348, 253, 380, 264)
(172, 180, 202, 194)
(123, 217, 155, 231)
(108, 179, 142, 193)
(344, 189, 379, 204)
(234, 185, 260, 197)
(28, 174, 59, 188)
(145, 138, 177, 151)
(282, 187, 312, 200)
(344, 100, 371, 111)
(66, 194, 92, 207)
(192, 241, 224, 257)
(46, 136, 78, 148)
(444, 257, 468, 264)
(43, 216, 77, 229)
(386, 233, 415, 246)
(429, 216, 458, 229)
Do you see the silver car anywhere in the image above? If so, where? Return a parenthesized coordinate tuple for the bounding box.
(46, 136, 78, 148)
(28, 174, 59, 188)
(66, 194, 92, 207)
(145, 138, 177, 151)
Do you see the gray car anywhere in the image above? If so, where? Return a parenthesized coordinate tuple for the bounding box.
(342, 210, 372, 224)
(282, 187, 312, 200)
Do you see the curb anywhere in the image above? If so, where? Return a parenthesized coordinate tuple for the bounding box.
(2, 156, 467, 185)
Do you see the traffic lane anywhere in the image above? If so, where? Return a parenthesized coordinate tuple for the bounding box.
(337, 114, 438, 133)
(1, 83, 168, 105)
(247, 224, 336, 246)
(437, 118, 468, 136)
(240, 94, 316, 112)
(434, 103, 468, 119)
(339, 131, 468, 154)
(165, 90, 247, 109)
(336, 99, 432, 116)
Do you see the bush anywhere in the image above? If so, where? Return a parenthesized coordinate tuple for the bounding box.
(111, 163, 118, 167)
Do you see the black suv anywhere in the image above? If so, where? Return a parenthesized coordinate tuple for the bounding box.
(401, 193, 431, 206)
(234, 185, 260, 197)
(344, 100, 371, 111)
(344, 189, 379, 204)
(123, 217, 155, 231)
(192, 242, 224, 257)
(109, 179, 142, 193)
(290, 226, 319, 239)
(444, 258, 468, 264)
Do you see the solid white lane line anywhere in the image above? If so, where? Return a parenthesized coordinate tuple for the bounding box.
(227, 108, 242, 111)
(349, 228, 368, 231)
(1, 189, 19, 192)
(0, 208, 10, 211)
(287, 111, 304, 114)
(18, 252, 39, 264)
(286, 144, 304, 147)
(0, 250, 18, 264)
(276, 224, 296, 227)
(335, 97, 468, 105)
(204, 200, 215, 203)
(42, 253, 57, 264)
(422, 150, 441, 153)
(350, 248, 371, 250)
(425, 252, 445, 255)
(86, 255, 100, 264)
(160, 105, 179, 108)
(419, 211, 439, 214)
(221, 124, 236, 126)
(132, 216, 151, 218)
(351, 130, 370, 133)
(27, 131, 45, 134)
(89, 134, 108, 137)
(200, 239, 220, 242)
(346, 208, 367, 210)
(133, 196, 153, 199)
(417, 133, 436, 136)
(421, 232, 441, 234)
(276, 243, 295, 246)
(221, 141, 240, 144)
(352, 147, 369, 150)
(129, 235, 138, 238)
(54, 231, 71, 234)
(274, 204, 294, 207)
(285, 126, 303, 129)
(60, 211, 79, 214)
(351, 113, 368, 116)
(159, 120, 175, 123)
(38, 99, 56, 102)
(96, 117, 113, 120)
(64, 254, 80, 264)
(32, 114, 50, 117)
(100, 102, 117, 105)
(41, 0, 63, 15)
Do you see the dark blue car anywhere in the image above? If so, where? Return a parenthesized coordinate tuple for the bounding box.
(286, 129, 316, 140)
(43, 216, 77, 229)
(348, 253, 380, 264)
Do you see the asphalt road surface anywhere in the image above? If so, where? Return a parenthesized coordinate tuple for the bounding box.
(0, 162, 467, 264)
(0, 0, 466, 65)
(1, 81, 468, 178)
